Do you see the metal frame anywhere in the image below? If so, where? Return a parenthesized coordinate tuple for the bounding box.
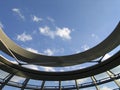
(0, 50, 120, 81)
(0, 22, 120, 90)
(0, 21, 120, 67)
(0, 72, 120, 90)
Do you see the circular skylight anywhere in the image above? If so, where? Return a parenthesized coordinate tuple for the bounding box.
(1, 0, 120, 56)
(0, 1, 120, 90)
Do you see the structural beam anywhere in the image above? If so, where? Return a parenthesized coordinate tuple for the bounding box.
(21, 78, 29, 90)
(91, 76, 100, 90)
(107, 71, 120, 87)
(0, 51, 120, 81)
(41, 80, 45, 90)
(1, 22, 120, 67)
(75, 80, 79, 90)
(59, 81, 61, 90)
(0, 74, 13, 89)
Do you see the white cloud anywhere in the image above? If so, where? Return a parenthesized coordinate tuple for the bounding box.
(0, 22, 3, 28)
(39, 26, 72, 40)
(39, 26, 55, 38)
(17, 32, 32, 42)
(101, 86, 112, 90)
(81, 44, 90, 51)
(12, 8, 25, 20)
(43, 49, 54, 56)
(32, 15, 42, 22)
(26, 48, 38, 53)
(56, 27, 71, 40)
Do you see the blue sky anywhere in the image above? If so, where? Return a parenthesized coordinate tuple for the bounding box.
(0, 0, 120, 56)
(0, 0, 120, 90)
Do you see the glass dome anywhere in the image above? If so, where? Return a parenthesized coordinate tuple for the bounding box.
(0, 0, 120, 90)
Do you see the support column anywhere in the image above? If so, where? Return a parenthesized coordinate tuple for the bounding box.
(75, 80, 79, 90)
(21, 78, 29, 90)
(59, 81, 61, 90)
(41, 80, 45, 90)
(91, 76, 100, 90)
(0, 74, 14, 89)
(107, 71, 120, 87)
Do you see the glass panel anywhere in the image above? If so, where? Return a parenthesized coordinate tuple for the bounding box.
(80, 86, 96, 90)
(110, 65, 120, 74)
(62, 80, 75, 86)
(94, 72, 109, 80)
(10, 75, 25, 83)
(44, 81, 58, 86)
(3, 85, 20, 90)
(0, 70, 9, 79)
(99, 81, 119, 90)
(27, 79, 42, 86)
(44, 81, 59, 89)
(61, 80, 75, 88)
(77, 77, 92, 85)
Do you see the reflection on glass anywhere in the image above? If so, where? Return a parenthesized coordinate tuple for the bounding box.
(44, 81, 58, 87)
(110, 65, 120, 74)
(3, 85, 20, 90)
(77, 77, 92, 85)
(0, 70, 9, 79)
(10, 75, 25, 83)
(80, 86, 96, 90)
(94, 72, 109, 80)
(99, 81, 119, 90)
(27, 79, 42, 86)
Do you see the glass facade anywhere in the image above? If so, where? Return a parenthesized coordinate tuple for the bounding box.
(0, 65, 120, 90)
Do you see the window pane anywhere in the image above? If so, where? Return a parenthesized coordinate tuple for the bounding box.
(99, 81, 119, 90)
(94, 72, 109, 80)
(80, 86, 96, 90)
(0, 70, 9, 79)
(10, 75, 25, 83)
(3, 85, 20, 90)
(110, 65, 120, 74)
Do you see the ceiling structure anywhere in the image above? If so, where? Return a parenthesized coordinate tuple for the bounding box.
(0, 22, 120, 90)
(0, 22, 120, 67)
